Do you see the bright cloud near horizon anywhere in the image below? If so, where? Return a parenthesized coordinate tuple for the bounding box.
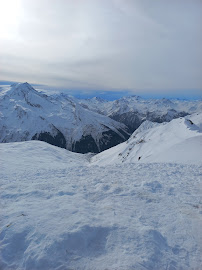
(0, 0, 201, 95)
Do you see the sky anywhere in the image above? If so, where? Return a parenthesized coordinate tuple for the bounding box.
(0, 0, 201, 99)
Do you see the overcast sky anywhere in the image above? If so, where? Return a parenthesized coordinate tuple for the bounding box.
(0, 0, 201, 97)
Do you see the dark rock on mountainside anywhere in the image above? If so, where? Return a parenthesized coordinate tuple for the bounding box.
(72, 129, 130, 154)
(32, 129, 66, 149)
(111, 112, 143, 132)
(73, 135, 99, 154)
(110, 111, 190, 132)
(99, 129, 130, 151)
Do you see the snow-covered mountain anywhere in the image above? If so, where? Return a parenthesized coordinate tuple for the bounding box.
(79, 95, 202, 132)
(91, 112, 202, 165)
(1, 82, 201, 153)
(0, 83, 130, 153)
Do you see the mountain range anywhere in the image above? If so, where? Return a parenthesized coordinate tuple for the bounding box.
(0, 83, 129, 153)
(0, 82, 201, 153)
(78, 95, 202, 132)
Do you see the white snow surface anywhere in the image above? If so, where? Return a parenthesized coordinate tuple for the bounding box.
(92, 113, 202, 166)
(0, 140, 202, 269)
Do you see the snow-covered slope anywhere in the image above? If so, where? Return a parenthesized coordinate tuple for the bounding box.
(91, 113, 202, 165)
(79, 96, 202, 132)
(0, 83, 129, 153)
(0, 141, 201, 269)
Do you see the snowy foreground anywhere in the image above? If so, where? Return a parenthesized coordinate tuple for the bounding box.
(0, 139, 202, 270)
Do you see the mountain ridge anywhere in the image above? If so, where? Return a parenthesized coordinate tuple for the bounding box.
(0, 83, 130, 153)
(78, 95, 202, 132)
(91, 112, 202, 165)
(1, 82, 201, 153)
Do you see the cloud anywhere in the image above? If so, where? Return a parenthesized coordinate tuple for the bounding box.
(0, 0, 201, 93)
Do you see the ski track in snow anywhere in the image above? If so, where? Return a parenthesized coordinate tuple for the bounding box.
(0, 141, 202, 270)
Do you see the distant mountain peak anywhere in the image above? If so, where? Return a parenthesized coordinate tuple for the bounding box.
(92, 97, 107, 102)
(9, 82, 37, 96)
(11, 82, 33, 89)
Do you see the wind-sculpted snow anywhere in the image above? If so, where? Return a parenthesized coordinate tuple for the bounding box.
(0, 141, 201, 269)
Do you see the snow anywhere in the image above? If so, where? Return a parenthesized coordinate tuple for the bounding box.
(0, 83, 129, 151)
(0, 140, 202, 269)
(79, 95, 202, 118)
(92, 113, 202, 166)
(1, 83, 201, 152)
(1, 83, 202, 269)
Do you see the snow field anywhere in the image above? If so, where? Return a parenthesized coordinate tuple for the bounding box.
(0, 141, 202, 269)
(91, 113, 202, 166)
